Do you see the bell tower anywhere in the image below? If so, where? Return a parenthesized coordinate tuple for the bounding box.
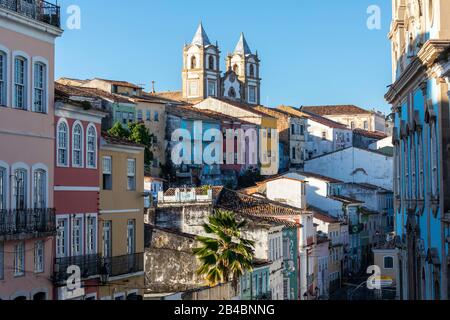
(182, 23, 221, 101)
(226, 33, 261, 105)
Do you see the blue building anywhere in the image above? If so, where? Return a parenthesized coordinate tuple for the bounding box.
(385, 0, 450, 300)
(240, 261, 271, 300)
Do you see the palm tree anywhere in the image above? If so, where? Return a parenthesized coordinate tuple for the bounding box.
(193, 210, 255, 287)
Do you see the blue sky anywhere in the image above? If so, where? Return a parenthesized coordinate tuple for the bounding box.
(56, 0, 393, 113)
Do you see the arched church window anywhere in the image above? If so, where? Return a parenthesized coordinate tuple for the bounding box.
(249, 64, 255, 77)
(191, 56, 197, 69)
(233, 64, 239, 74)
(208, 56, 214, 70)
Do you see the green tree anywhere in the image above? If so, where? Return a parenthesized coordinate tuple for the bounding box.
(107, 121, 154, 167)
(193, 210, 254, 287)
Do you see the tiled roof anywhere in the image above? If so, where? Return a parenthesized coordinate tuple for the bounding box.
(300, 110, 350, 129)
(301, 105, 372, 116)
(94, 78, 143, 89)
(216, 189, 304, 228)
(55, 83, 135, 104)
(344, 182, 390, 192)
(150, 91, 185, 103)
(211, 98, 277, 119)
(166, 105, 221, 122)
(298, 171, 343, 183)
(101, 132, 145, 148)
(353, 128, 388, 140)
(360, 207, 379, 216)
(330, 195, 364, 205)
(310, 206, 340, 224)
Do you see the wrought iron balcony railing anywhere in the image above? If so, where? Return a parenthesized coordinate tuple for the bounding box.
(101, 253, 144, 278)
(53, 254, 101, 286)
(0, 0, 61, 28)
(0, 208, 56, 238)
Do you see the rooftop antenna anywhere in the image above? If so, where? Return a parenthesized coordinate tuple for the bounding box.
(151, 81, 156, 93)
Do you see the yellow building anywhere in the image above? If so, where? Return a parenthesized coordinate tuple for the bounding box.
(98, 134, 145, 300)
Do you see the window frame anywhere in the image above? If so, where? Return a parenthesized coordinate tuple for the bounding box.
(71, 215, 84, 257)
(0, 47, 9, 107)
(57, 118, 70, 167)
(102, 221, 112, 259)
(32, 57, 48, 114)
(127, 159, 136, 191)
(12, 164, 29, 210)
(86, 124, 98, 169)
(127, 219, 136, 255)
(56, 216, 69, 258)
(102, 156, 112, 190)
(32, 165, 47, 209)
(0, 162, 8, 211)
(14, 242, 25, 277)
(72, 121, 84, 168)
(13, 51, 29, 110)
(384, 256, 394, 269)
(34, 240, 44, 274)
(86, 215, 97, 255)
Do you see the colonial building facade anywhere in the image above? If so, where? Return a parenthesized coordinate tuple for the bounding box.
(385, 0, 450, 300)
(0, 0, 62, 300)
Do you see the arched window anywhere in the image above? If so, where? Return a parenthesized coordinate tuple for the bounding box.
(430, 120, 438, 197)
(57, 120, 69, 167)
(33, 169, 46, 209)
(33, 62, 46, 113)
(190, 56, 197, 69)
(72, 123, 83, 167)
(14, 56, 27, 110)
(14, 169, 27, 210)
(86, 125, 97, 168)
(0, 51, 7, 106)
(233, 64, 239, 74)
(208, 55, 214, 70)
(249, 64, 255, 77)
(228, 87, 236, 98)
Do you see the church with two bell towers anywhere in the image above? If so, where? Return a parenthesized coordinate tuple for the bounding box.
(181, 23, 261, 105)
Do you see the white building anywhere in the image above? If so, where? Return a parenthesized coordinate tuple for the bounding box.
(304, 147, 394, 191)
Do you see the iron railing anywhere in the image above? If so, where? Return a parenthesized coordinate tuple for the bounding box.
(101, 253, 144, 278)
(53, 254, 101, 285)
(0, 208, 56, 237)
(0, 0, 61, 28)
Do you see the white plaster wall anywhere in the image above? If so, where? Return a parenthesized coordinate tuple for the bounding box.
(304, 148, 394, 191)
(369, 137, 393, 150)
(266, 179, 306, 209)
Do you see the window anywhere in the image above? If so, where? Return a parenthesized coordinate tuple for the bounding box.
(72, 123, 83, 167)
(14, 242, 25, 277)
(86, 125, 97, 168)
(14, 169, 27, 210)
(291, 124, 295, 135)
(34, 241, 44, 273)
(248, 86, 256, 103)
(33, 62, 46, 113)
(128, 112, 134, 123)
(127, 220, 136, 254)
(364, 121, 368, 130)
(249, 64, 255, 77)
(300, 125, 305, 136)
(137, 110, 143, 121)
(0, 167, 6, 210)
(72, 217, 83, 256)
(14, 56, 27, 109)
(86, 216, 96, 254)
(384, 256, 394, 269)
(33, 169, 46, 209)
(154, 111, 159, 122)
(190, 56, 196, 69)
(146, 111, 151, 121)
(418, 132, 424, 200)
(350, 122, 355, 130)
(411, 134, 417, 199)
(208, 81, 216, 97)
(57, 121, 69, 166)
(0, 51, 6, 106)
(103, 221, 112, 258)
(430, 121, 438, 197)
(322, 131, 327, 140)
(208, 55, 214, 70)
(56, 218, 67, 257)
(0, 242, 3, 280)
(292, 147, 296, 160)
(127, 159, 136, 191)
(102, 156, 112, 190)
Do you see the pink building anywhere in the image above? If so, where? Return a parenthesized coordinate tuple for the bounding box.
(0, 1, 62, 300)
(53, 90, 106, 300)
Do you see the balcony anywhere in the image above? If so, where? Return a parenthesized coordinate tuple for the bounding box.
(0, 208, 56, 241)
(53, 254, 101, 286)
(0, 0, 61, 28)
(101, 253, 144, 279)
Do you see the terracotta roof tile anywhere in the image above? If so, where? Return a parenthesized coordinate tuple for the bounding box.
(298, 171, 344, 183)
(301, 105, 372, 116)
(101, 132, 145, 148)
(94, 78, 143, 89)
(353, 128, 388, 139)
(55, 83, 135, 104)
(330, 195, 364, 205)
